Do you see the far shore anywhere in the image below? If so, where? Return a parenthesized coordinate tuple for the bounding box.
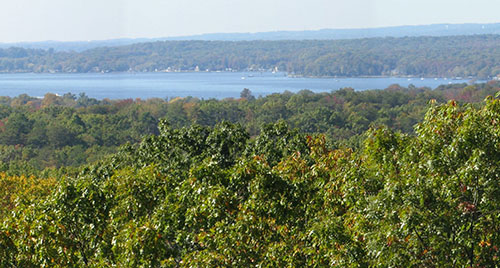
(0, 70, 490, 81)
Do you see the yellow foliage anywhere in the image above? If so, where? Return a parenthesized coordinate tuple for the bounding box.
(0, 172, 57, 214)
(169, 97, 184, 104)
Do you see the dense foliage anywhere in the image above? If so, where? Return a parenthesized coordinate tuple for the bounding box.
(1, 95, 500, 266)
(1, 82, 498, 170)
(0, 93, 160, 171)
(1, 35, 499, 78)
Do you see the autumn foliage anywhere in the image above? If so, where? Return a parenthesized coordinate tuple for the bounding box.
(1, 96, 500, 266)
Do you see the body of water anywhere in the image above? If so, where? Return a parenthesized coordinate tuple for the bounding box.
(0, 72, 479, 99)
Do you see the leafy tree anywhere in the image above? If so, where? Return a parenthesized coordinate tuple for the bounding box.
(240, 88, 255, 101)
(0, 112, 31, 145)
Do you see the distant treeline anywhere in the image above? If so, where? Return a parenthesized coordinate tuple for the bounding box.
(0, 35, 499, 78)
(0, 81, 498, 171)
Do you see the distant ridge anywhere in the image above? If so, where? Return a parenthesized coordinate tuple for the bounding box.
(0, 23, 499, 52)
(166, 23, 500, 41)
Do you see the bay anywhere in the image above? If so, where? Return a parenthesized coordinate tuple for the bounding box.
(0, 72, 479, 100)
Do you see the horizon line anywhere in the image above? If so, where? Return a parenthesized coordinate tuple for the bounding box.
(1, 22, 499, 44)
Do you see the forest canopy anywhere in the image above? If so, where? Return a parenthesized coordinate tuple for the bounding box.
(0, 81, 498, 171)
(1, 93, 500, 266)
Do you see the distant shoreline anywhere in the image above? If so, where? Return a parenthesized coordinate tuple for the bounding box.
(0, 70, 489, 81)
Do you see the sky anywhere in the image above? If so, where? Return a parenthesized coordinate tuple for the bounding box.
(0, 0, 499, 43)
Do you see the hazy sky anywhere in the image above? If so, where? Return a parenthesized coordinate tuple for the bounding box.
(1, 0, 499, 42)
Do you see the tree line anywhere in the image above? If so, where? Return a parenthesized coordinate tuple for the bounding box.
(0, 35, 499, 78)
(0, 81, 498, 171)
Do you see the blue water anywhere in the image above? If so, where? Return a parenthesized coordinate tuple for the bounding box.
(0, 72, 478, 99)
